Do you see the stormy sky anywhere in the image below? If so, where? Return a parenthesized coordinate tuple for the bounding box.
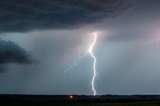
(1, 0, 160, 95)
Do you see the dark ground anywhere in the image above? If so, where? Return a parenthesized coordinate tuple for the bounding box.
(0, 95, 160, 106)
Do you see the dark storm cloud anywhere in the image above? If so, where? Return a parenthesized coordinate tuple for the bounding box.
(0, 0, 131, 33)
(0, 39, 32, 64)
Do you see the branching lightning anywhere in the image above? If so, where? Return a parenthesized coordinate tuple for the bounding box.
(142, 35, 160, 49)
(65, 33, 160, 95)
(66, 32, 98, 95)
(66, 51, 88, 72)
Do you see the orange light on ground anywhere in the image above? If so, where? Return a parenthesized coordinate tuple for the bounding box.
(68, 95, 76, 101)
(69, 95, 73, 99)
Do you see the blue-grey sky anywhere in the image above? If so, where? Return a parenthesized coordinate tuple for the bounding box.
(1, 0, 160, 95)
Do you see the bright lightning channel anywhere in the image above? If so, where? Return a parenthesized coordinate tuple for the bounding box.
(88, 32, 97, 96)
(66, 32, 98, 96)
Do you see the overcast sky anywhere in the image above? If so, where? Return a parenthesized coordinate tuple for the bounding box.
(1, 0, 160, 95)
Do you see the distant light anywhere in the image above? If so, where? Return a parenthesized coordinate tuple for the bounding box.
(68, 95, 76, 101)
(69, 95, 73, 99)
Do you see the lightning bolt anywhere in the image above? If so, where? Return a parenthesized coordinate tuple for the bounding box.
(141, 35, 160, 49)
(88, 32, 97, 96)
(65, 32, 98, 95)
(66, 51, 88, 72)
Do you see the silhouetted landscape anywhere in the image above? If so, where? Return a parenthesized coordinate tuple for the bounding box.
(1, 94, 160, 106)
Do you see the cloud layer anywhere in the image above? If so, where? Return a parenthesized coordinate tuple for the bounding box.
(0, 39, 32, 64)
(0, 0, 131, 33)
